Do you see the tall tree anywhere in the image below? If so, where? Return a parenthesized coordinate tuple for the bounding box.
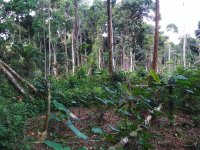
(152, 0, 160, 72)
(48, 0, 52, 75)
(113, 0, 153, 71)
(166, 23, 178, 73)
(107, 0, 114, 75)
(195, 21, 200, 60)
(72, 0, 80, 75)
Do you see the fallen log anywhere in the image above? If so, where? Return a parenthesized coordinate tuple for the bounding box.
(0, 59, 37, 93)
(0, 62, 26, 97)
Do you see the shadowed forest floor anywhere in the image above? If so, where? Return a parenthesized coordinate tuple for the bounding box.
(26, 108, 200, 150)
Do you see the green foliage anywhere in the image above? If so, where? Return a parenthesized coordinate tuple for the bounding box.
(1, 0, 200, 149)
(116, 119, 154, 149)
(44, 140, 71, 150)
(77, 146, 88, 150)
(110, 71, 127, 83)
(136, 68, 148, 78)
(91, 127, 104, 135)
(0, 78, 16, 98)
(52, 100, 71, 115)
(108, 125, 119, 132)
(66, 120, 89, 141)
(52, 100, 89, 140)
(0, 98, 29, 150)
(166, 23, 178, 33)
(0, 80, 46, 149)
(193, 115, 200, 127)
(172, 67, 200, 113)
(118, 119, 138, 137)
(1, 66, 200, 149)
(150, 69, 160, 84)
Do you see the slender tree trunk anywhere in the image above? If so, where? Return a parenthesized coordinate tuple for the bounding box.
(98, 48, 101, 69)
(100, 49, 104, 68)
(133, 51, 136, 71)
(174, 55, 176, 71)
(145, 52, 148, 71)
(112, 26, 115, 70)
(122, 46, 125, 70)
(77, 49, 80, 67)
(145, 51, 150, 71)
(183, 33, 186, 68)
(42, 1, 47, 79)
(64, 31, 68, 74)
(44, 36, 47, 78)
(19, 24, 22, 43)
(112, 51, 115, 70)
(48, 0, 52, 75)
(43, 80, 51, 135)
(130, 49, 133, 72)
(80, 34, 83, 65)
(120, 36, 124, 70)
(75, 0, 80, 68)
(152, 0, 160, 72)
(121, 51, 123, 70)
(84, 48, 87, 64)
(52, 44, 57, 76)
(72, 0, 79, 75)
(76, 36, 80, 67)
(39, 40, 42, 53)
(168, 45, 171, 74)
(72, 34, 75, 75)
(168, 45, 171, 62)
(199, 50, 200, 60)
(107, 0, 114, 75)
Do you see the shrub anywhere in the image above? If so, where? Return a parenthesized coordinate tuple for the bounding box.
(0, 98, 29, 150)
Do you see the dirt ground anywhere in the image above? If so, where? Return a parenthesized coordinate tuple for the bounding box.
(26, 108, 200, 150)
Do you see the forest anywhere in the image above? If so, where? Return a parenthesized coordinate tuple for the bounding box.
(0, 0, 200, 149)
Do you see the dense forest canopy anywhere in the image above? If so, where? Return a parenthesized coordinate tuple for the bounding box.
(0, 0, 200, 149)
(1, 0, 200, 75)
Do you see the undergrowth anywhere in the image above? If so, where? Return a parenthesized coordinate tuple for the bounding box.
(0, 68, 200, 149)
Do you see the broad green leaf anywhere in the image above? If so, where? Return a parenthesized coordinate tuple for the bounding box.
(149, 69, 160, 84)
(44, 140, 71, 150)
(185, 89, 193, 94)
(176, 80, 191, 86)
(91, 127, 104, 134)
(104, 87, 115, 94)
(52, 100, 80, 121)
(50, 113, 62, 121)
(94, 87, 103, 93)
(108, 125, 119, 132)
(174, 75, 187, 80)
(66, 120, 89, 141)
(118, 108, 132, 116)
(97, 98, 115, 105)
(77, 146, 88, 150)
(52, 100, 70, 114)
